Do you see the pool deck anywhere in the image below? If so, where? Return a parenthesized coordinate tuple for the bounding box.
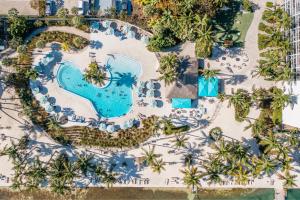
(31, 29, 173, 126)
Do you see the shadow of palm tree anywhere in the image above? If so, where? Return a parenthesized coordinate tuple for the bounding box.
(112, 72, 137, 88)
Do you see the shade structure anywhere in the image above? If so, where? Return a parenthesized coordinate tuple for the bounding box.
(122, 25, 130, 34)
(99, 123, 107, 131)
(32, 87, 40, 95)
(172, 98, 192, 109)
(91, 21, 100, 30)
(39, 96, 48, 104)
(106, 125, 115, 133)
(120, 122, 128, 129)
(127, 30, 135, 39)
(126, 119, 134, 128)
(141, 35, 149, 44)
(102, 20, 111, 28)
(151, 99, 157, 108)
(147, 89, 155, 97)
(146, 81, 155, 89)
(207, 78, 219, 97)
(45, 103, 54, 112)
(106, 27, 114, 35)
(198, 77, 219, 97)
(137, 81, 145, 88)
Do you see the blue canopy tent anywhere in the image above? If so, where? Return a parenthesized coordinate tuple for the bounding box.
(198, 77, 219, 97)
(172, 98, 192, 109)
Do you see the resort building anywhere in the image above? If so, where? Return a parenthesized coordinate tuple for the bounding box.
(284, 0, 300, 76)
(282, 81, 300, 128)
(166, 58, 219, 109)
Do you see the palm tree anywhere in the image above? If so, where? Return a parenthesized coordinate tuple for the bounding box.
(200, 69, 220, 79)
(75, 154, 95, 177)
(61, 42, 70, 52)
(151, 158, 166, 174)
(25, 156, 47, 188)
(201, 159, 223, 185)
(259, 133, 281, 155)
(158, 54, 179, 86)
(142, 115, 160, 134)
(35, 39, 46, 49)
(84, 62, 108, 86)
(210, 139, 229, 160)
(278, 171, 297, 188)
(181, 166, 202, 190)
(141, 146, 157, 166)
(72, 37, 84, 49)
(171, 134, 189, 149)
(270, 88, 291, 110)
(71, 16, 83, 28)
(102, 172, 117, 188)
(1, 142, 20, 161)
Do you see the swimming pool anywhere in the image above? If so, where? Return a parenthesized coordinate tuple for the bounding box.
(57, 54, 142, 118)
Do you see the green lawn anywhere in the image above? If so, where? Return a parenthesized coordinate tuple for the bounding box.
(233, 12, 255, 44)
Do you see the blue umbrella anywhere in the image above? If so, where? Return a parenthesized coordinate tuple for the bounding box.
(106, 27, 114, 35)
(102, 20, 111, 29)
(39, 96, 48, 104)
(151, 99, 157, 108)
(91, 22, 100, 30)
(32, 87, 40, 95)
(99, 123, 107, 131)
(127, 30, 135, 39)
(141, 35, 149, 44)
(122, 25, 130, 34)
(126, 119, 134, 128)
(106, 125, 115, 133)
(120, 122, 128, 129)
(45, 102, 54, 112)
(147, 89, 155, 97)
(146, 81, 155, 89)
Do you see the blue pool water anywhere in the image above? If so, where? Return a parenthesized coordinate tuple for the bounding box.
(57, 54, 142, 118)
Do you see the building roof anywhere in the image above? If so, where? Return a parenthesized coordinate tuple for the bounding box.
(282, 81, 300, 128)
(166, 58, 198, 99)
(172, 98, 192, 109)
(198, 77, 219, 97)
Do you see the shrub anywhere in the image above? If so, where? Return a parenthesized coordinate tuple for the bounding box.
(265, 2, 274, 8)
(1, 57, 14, 66)
(195, 39, 213, 59)
(209, 127, 223, 141)
(243, 0, 253, 12)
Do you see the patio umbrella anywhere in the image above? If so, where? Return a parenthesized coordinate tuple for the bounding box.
(120, 122, 128, 129)
(141, 35, 149, 44)
(32, 87, 40, 95)
(146, 81, 155, 89)
(39, 96, 48, 104)
(44, 102, 54, 112)
(106, 125, 115, 133)
(106, 27, 114, 35)
(91, 22, 100, 30)
(99, 123, 107, 131)
(151, 99, 157, 108)
(102, 20, 111, 29)
(127, 30, 135, 39)
(126, 119, 134, 128)
(147, 89, 155, 97)
(123, 25, 130, 34)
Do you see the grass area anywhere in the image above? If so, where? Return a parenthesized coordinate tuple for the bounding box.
(233, 12, 255, 44)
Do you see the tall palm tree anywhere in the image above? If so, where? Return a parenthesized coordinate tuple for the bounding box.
(210, 139, 229, 160)
(151, 158, 166, 174)
(201, 159, 223, 185)
(102, 172, 117, 188)
(181, 166, 202, 190)
(75, 154, 95, 177)
(142, 115, 160, 134)
(270, 88, 291, 110)
(171, 134, 189, 149)
(141, 146, 158, 166)
(25, 156, 47, 189)
(158, 54, 179, 86)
